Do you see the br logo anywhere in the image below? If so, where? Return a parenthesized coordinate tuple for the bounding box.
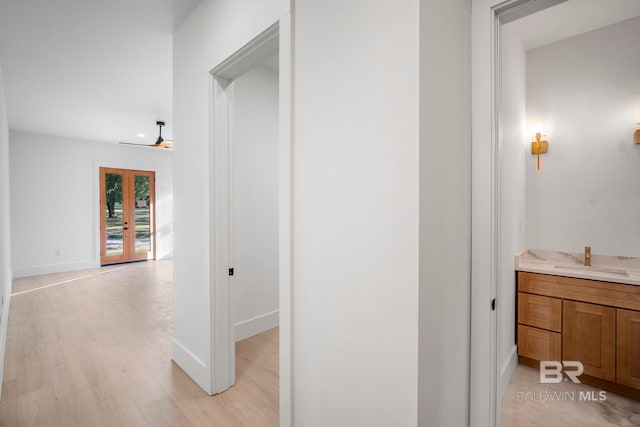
(540, 361, 584, 384)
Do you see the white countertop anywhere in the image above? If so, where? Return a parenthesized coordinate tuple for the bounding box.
(515, 249, 640, 286)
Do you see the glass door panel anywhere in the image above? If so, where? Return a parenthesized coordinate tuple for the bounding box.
(100, 168, 155, 265)
(105, 173, 124, 257)
(131, 172, 154, 261)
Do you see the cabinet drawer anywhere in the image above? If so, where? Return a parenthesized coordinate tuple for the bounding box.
(518, 292, 562, 332)
(518, 325, 561, 361)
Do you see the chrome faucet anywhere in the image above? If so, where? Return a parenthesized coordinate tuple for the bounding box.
(584, 246, 592, 266)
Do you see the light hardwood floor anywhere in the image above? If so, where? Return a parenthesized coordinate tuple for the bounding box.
(0, 260, 279, 426)
(502, 364, 640, 426)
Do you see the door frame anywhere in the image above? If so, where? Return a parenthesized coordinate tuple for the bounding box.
(99, 167, 156, 265)
(94, 160, 162, 267)
(470, 1, 568, 426)
(208, 16, 293, 426)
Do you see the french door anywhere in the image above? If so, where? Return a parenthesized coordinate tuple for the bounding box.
(99, 168, 156, 265)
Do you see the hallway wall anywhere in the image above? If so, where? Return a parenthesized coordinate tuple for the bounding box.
(0, 65, 11, 397)
(292, 1, 419, 425)
(418, 0, 472, 425)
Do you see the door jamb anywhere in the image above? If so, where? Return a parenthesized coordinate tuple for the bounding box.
(470, 1, 567, 426)
(208, 17, 293, 426)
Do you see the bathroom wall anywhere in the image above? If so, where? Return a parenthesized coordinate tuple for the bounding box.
(231, 65, 279, 341)
(9, 130, 173, 277)
(525, 17, 640, 257)
(498, 25, 527, 400)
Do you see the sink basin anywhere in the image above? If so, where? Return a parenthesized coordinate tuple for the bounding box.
(554, 264, 628, 276)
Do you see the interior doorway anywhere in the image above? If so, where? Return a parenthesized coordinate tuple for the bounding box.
(230, 59, 280, 344)
(99, 167, 155, 265)
(207, 19, 293, 424)
(208, 20, 284, 395)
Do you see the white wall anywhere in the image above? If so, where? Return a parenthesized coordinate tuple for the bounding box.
(525, 17, 640, 256)
(9, 131, 173, 277)
(418, 1, 471, 426)
(293, 1, 418, 425)
(497, 24, 526, 403)
(0, 65, 12, 397)
(172, 0, 288, 394)
(231, 66, 279, 341)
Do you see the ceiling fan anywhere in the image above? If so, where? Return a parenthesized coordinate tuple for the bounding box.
(120, 121, 173, 150)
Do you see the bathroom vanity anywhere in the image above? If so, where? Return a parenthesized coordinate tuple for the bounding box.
(515, 249, 640, 399)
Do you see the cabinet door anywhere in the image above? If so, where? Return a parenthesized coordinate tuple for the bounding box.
(563, 301, 615, 381)
(617, 309, 640, 389)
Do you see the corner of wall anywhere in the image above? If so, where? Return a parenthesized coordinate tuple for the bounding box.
(171, 338, 212, 395)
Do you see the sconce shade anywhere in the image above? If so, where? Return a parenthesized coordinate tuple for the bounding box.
(635, 128, 640, 144)
(531, 139, 548, 154)
(531, 132, 548, 172)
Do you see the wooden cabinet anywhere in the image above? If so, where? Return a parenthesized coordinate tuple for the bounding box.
(563, 300, 615, 381)
(617, 308, 640, 388)
(517, 271, 640, 398)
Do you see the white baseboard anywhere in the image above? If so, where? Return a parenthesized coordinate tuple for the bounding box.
(171, 338, 211, 394)
(500, 345, 519, 399)
(235, 310, 279, 342)
(12, 260, 98, 278)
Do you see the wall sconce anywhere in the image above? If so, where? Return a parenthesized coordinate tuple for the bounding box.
(531, 123, 548, 171)
(635, 123, 640, 144)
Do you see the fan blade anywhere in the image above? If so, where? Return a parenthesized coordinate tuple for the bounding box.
(155, 140, 173, 148)
(119, 141, 173, 150)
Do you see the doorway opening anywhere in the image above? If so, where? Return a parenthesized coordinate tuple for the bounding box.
(472, 0, 640, 425)
(208, 19, 293, 424)
(99, 167, 155, 265)
(207, 22, 293, 424)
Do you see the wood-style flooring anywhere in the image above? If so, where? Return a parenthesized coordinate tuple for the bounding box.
(502, 364, 640, 426)
(0, 260, 278, 426)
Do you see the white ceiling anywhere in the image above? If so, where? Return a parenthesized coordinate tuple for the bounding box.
(3, 0, 636, 146)
(505, 0, 640, 50)
(0, 0, 202, 145)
